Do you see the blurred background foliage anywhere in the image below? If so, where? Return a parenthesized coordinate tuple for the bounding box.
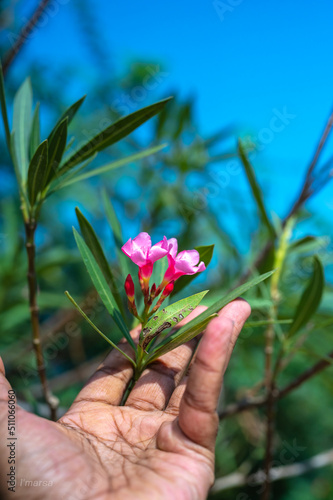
(0, 1, 332, 499)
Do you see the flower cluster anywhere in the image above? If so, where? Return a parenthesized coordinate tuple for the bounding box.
(121, 232, 206, 322)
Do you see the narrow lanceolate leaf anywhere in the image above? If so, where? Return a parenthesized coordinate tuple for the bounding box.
(62, 144, 166, 187)
(172, 270, 275, 340)
(44, 117, 68, 187)
(47, 154, 97, 195)
(75, 207, 124, 313)
(243, 319, 292, 328)
(27, 140, 48, 205)
(48, 95, 86, 143)
(141, 291, 209, 351)
(13, 77, 33, 179)
(172, 245, 214, 296)
(65, 291, 135, 366)
(288, 256, 324, 337)
(102, 189, 129, 275)
(10, 131, 22, 185)
(29, 102, 41, 160)
(147, 315, 217, 363)
(238, 140, 275, 238)
(73, 228, 136, 351)
(0, 62, 11, 149)
(60, 97, 172, 172)
(289, 236, 328, 255)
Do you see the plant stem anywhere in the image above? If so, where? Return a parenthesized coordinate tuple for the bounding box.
(219, 350, 333, 419)
(262, 319, 275, 500)
(120, 375, 136, 406)
(24, 219, 59, 420)
(2, 0, 52, 75)
(120, 345, 146, 405)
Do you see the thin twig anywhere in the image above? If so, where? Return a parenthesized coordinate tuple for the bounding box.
(25, 220, 59, 420)
(278, 351, 333, 399)
(284, 108, 333, 222)
(238, 107, 333, 285)
(219, 351, 333, 420)
(211, 448, 333, 493)
(262, 318, 275, 500)
(2, 0, 52, 75)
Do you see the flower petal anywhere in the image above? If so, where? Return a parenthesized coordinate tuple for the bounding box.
(149, 236, 169, 262)
(121, 232, 151, 267)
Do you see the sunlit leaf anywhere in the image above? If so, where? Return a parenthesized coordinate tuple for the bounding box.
(29, 102, 41, 160)
(147, 314, 217, 362)
(10, 131, 22, 186)
(13, 77, 33, 179)
(60, 97, 172, 172)
(172, 270, 275, 340)
(141, 290, 209, 351)
(238, 140, 275, 238)
(27, 140, 48, 205)
(288, 256, 324, 337)
(73, 228, 136, 351)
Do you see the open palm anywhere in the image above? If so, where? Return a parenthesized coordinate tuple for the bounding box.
(0, 299, 250, 500)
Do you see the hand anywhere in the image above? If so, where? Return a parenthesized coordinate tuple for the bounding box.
(0, 299, 250, 500)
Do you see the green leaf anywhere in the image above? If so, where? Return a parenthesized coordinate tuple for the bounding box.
(61, 144, 166, 187)
(0, 303, 30, 332)
(29, 102, 41, 160)
(44, 117, 68, 187)
(0, 61, 11, 149)
(65, 291, 135, 366)
(243, 319, 292, 328)
(10, 131, 22, 186)
(47, 154, 97, 194)
(75, 207, 124, 313)
(238, 140, 275, 238)
(48, 95, 86, 143)
(289, 236, 328, 255)
(73, 228, 136, 351)
(13, 77, 33, 179)
(60, 97, 172, 172)
(288, 256, 324, 337)
(147, 314, 217, 363)
(102, 189, 129, 275)
(171, 270, 275, 341)
(172, 244, 214, 296)
(27, 140, 48, 205)
(141, 290, 209, 351)
(65, 135, 76, 152)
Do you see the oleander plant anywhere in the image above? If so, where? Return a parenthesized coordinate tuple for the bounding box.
(0, 45, 332, 500)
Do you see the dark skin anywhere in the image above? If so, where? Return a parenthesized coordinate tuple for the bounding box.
(0, 299, 251, 500)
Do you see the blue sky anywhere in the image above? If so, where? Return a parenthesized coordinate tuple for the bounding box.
(4, 0, 333, 231)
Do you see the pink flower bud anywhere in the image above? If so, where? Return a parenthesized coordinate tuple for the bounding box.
(161, 281, 174, 298)
(124, 274, 135, 302)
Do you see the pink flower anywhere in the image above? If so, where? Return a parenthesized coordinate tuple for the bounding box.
(122, 233, 206, 291)
(121, 232, 168, 281)
(161, 238, 206, 285)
